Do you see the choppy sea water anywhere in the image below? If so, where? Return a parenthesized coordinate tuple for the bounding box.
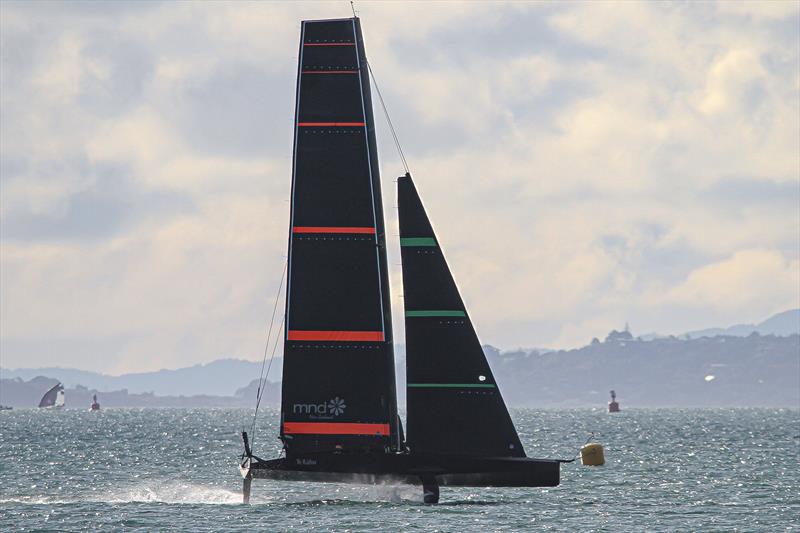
(1, 407, 798, 532)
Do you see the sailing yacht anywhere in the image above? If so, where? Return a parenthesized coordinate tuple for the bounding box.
(239, 16, 561, 504)
(38, 383, 65, 409)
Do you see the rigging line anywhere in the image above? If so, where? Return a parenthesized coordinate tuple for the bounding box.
(250, 261, 287, 442)
(366, 59, 410, 174)
(250, 314, 285, 451)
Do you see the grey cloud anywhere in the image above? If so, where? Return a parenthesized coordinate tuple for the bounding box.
(5, 0, 164, 17)
(77, 33, 155, 117)
(0, 152, 91, 186)
(1, 331, 143, 371)
(507, 78, 594, 130)
(389, 6, 606, 70)
(1, 2, 797, 372)
(371, 70, 594, 159)
(717, 5, 800, 43)
(0, 155, 28, 184)
(0, 21, 58, 96)
(373, 102, 472, 157)
(1, 163, 194, 242)
(701, 178, 800, 209)
(767, 14, 800, 43)
(162, 63, 295, 158)
(598, 226, 718, 287)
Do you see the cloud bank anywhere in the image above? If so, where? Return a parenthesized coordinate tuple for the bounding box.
(1, 1, 798, 372)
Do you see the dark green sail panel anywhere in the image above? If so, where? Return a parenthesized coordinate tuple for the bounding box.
(398, 174, 525, 457)
(281, 18, 400, 455)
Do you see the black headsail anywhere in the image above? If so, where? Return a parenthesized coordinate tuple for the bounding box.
(398, 174, 525, 457)
(280, 18, 399, 455)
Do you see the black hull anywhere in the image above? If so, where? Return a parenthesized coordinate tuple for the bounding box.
(240, 452, 559, 488)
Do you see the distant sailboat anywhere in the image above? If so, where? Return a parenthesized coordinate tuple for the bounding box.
(38, 383, 65, 409)
(239, 16, 561, 504)
(90, 394, 101, 411)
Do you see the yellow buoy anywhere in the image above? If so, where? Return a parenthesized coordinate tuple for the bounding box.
(581, 442, 605, 466)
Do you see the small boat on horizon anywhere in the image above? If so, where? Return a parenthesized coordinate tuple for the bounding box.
(38, 383, 65, 409)
(89, 394, 101, 411)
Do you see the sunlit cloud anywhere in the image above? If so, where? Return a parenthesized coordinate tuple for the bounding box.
(1, 1, 797, 372)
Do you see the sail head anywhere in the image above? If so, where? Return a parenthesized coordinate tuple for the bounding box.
(280, 18, 399, 455)
(398, 174, 525, 457)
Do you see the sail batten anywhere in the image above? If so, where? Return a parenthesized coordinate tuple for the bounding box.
(400, 237, 437, 247)
(281, 17, 399, 453)
(405, 310, 466, 317)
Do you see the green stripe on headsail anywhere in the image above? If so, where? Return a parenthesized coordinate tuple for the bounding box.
(405, 310, 466, 317)
(400, 237, 436, 247)
(407, 383, 496, 389)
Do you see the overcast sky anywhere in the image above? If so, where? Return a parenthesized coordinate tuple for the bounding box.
(1, 1, 798, 374)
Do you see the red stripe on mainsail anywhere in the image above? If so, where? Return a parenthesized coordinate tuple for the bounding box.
(287, 330, 384, 342)
(303, 42, 355, 47)
(293, 226, 375, 234)
(301, 70, 358, 74)
(283, 422, 390, 435)
(297, 122, 365, 127)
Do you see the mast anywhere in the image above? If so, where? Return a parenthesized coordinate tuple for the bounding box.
(398, 174, 525, 457)
(280, 17, 399, 455)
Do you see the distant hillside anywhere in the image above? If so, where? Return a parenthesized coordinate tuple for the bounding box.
(483, 333, 799, 407)
(0, 376, 254, 408)
(0, 358, 276, 397)
(4, 333, 797, 408)
(2, 310, 797, 408)
(682, 309, 799, 339)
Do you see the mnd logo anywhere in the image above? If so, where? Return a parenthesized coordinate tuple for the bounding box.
(293, 397, 347, 419)
(327, 396, 346, 416)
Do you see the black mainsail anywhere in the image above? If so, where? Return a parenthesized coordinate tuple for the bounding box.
(280, 17, 399, 454)
(240, 16, 560, 504)
(398, 174, 525, 457)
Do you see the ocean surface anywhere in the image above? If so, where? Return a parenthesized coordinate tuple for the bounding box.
(1, 407, 798, 532)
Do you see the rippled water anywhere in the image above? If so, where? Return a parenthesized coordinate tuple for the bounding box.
(1, 407, 798, 531)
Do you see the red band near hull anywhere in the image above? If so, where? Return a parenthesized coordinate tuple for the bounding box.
(287, 330, 385, 342)
(283, 422, 391, 435)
